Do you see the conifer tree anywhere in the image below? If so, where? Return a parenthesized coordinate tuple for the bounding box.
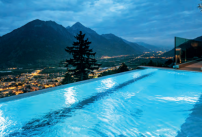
(64, 31, 101, 81)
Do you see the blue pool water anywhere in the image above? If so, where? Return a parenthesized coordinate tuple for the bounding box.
(1, 68, 202, 137)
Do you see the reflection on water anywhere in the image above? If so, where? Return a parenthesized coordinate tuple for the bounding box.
(0, 108, 6, 137)
(133, 72, 141, 79)
(96, 78, 116, 93)
(176, 95, 202, 137)
(0, 105, 13, 137)
(64, 87, 77, 106)
(168, 72, 185, 75)
(156, 96, 198, 103)
(101, 78, 116, 89)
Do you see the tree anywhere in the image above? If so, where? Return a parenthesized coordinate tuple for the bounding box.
(98, 63, 129, 78)
(98, 69, 118, 77)
(165, 59, 173, 65)
(147, 60, 155, 66)
(117, 63, 129, 72)
(64, 31, 101, 82)
(61, 73, 74, 84)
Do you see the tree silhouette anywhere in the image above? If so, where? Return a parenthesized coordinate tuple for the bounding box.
(147, 60, 155, 66)
(117, 63, 129, 72)
(61, 73, 74, 84)
(64, 31, 101, 82)
(98, 63, 129, 78)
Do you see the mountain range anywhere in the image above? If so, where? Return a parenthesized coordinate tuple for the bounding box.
(0, 19, 162, 67)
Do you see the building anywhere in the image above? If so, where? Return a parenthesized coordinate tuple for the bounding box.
(174, 37, 202, 65)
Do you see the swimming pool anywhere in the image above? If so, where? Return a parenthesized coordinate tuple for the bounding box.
(1, 68, 202, 137)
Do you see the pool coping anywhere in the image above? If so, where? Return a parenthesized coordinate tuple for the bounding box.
(1, 66, 201, 103)
(138, 66, 202, 73)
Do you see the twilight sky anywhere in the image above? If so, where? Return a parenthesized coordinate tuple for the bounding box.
(0, 0, 201, 47)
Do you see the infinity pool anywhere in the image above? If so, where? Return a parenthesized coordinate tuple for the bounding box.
(1, 68, 202, 137)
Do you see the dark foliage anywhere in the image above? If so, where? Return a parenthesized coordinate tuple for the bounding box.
(98, 69, 118, 77)
(63, 31, 101, 82)
(165, 59, 173, 65)
(61, 73, 74, 84)
(98, 63, 129, 77)
(118, 63, 129, 72)
(147, 60, 154, 66)
(142, 60, 163, 67)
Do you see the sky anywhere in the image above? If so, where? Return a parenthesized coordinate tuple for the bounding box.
(0, 0, 201, 47)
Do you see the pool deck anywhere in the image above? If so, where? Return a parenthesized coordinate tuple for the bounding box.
(139, 61, 202, 72)
(179, 61, 202, 72)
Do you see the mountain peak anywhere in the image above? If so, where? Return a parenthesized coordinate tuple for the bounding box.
(26, 19, 43, 24)
(72, 22, 85, 28)
(68, 22, 98, 35)
(32, 19, 42, 22)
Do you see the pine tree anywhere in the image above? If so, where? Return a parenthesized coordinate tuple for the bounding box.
(64, 31, 101, 82)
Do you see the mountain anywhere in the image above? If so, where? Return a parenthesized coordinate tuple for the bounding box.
(67, 22, 97, 35)
(194, 36, 202, 41)
(0, 19, 75, 67)
(66, 23, 138, 57)
(136, 42, 161, 52)
(0, 20, 148, 67)
(121, 39, 150, 52)
(162, 49, 175, 57)
(101, 34, 149, 53)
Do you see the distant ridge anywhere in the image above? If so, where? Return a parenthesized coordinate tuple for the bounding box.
(121, 39, 150, 52)
(136, 42, 160, 51)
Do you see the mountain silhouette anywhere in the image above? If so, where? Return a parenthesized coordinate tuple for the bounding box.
(0, 19, 74, 67)
(0, 19, 158, 67)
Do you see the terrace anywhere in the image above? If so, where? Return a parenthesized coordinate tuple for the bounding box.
(178, 61, 202, 72)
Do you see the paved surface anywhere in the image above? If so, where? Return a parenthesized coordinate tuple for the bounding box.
(179, 61, 202, 72)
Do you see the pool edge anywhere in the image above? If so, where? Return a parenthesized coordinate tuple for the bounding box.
(138, 66, 202, 73)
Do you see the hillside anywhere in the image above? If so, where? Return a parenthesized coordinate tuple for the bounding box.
(136, 42, 160, 51)
(0, 19, 74, 67)
(121, 39, 150, 52)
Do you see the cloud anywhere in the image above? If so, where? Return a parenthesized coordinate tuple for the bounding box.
(0, 0, 201, 47)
